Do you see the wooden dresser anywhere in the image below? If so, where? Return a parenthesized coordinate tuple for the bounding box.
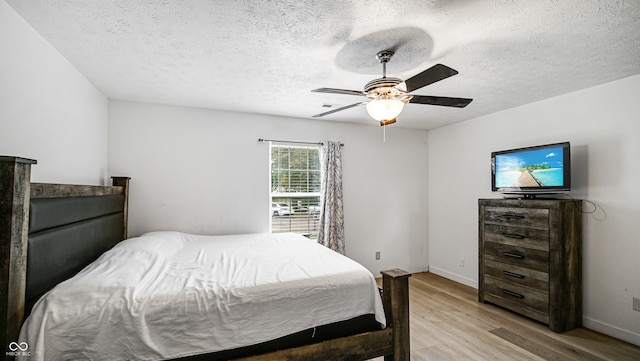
(478, 198, 582, 332)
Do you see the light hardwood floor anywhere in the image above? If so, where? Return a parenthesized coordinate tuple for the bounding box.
(375, 272, 640, 361)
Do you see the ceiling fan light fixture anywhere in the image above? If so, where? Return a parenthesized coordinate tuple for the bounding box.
(366, 98, 405, 122)
(311, 49, 473, 126)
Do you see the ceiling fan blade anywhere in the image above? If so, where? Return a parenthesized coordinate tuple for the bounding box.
(409, 95, 473, 108)
(404, 64, 459, 93)
(312, 102, 366, 117)
(311, 88, 366, 97)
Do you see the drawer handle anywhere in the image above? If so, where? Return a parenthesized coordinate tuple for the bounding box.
(503, 271, 525, 279)
(502, 289, 524, 299)
(502, 233, 525, 239)
(502, 252, 524, 259)
(501, 214, 525, 220)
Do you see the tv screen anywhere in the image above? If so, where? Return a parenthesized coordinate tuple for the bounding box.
(491, 142, 571, 195)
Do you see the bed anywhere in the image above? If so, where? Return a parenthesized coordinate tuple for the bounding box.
(1, 156, 410, 361)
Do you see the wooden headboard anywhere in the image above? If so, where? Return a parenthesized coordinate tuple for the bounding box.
(0, 156, 130, 355)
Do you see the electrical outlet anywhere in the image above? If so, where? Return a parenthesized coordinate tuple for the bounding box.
(633, 297, 640, 312)
(459, 257, 465, 267)
(375, 251, 380, 260)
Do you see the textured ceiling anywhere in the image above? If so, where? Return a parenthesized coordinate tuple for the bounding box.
(7, 0, 640, 129)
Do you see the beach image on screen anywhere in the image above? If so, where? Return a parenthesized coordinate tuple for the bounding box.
(495, 147, 564, 188)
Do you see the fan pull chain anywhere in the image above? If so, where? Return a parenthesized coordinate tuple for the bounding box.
(383, 124, 386, 143)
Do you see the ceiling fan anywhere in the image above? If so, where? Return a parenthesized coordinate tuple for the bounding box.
(311, 50, 473, 126)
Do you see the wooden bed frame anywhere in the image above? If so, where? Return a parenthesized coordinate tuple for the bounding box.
(1, 156, 410, 361)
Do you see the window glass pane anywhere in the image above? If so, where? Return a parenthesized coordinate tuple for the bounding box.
(309, 150, 319, 169)
(290, 148, 308, 170)
(310, 170, 320, 193)
(271, 197, 321, 239)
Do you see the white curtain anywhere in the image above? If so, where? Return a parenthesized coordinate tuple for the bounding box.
(317, 141, 345, 254)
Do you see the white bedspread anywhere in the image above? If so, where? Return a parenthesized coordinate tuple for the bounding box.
(19, 232, 385, 360)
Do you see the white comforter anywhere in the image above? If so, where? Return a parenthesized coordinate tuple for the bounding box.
(19, 232, 385, 360)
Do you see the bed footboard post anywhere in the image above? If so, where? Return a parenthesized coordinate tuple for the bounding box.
(381, 268, 411, 361)
(111, 177, 131, 239)
(0, 157, 36, 356)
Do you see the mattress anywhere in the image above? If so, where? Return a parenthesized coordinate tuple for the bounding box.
(19, 232, 385, 361)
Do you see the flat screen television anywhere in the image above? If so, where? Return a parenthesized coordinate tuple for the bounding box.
(491, 141, 571, 197)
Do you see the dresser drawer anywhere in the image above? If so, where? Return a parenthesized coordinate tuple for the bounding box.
(484, 207, 549, 230)
(484, 276, 549, 316)
(484, 241, 549, 272)
(484, 259, 548, 292)
(484, 224, 549, 251)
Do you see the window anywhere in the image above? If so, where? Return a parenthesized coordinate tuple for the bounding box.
(270, 144, 321, 239)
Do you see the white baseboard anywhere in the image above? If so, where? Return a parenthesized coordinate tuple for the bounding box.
(583, 316, 640, 347)
(428, 266, 478, 289)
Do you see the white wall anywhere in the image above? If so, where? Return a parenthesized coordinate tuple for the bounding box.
(0, 1, 108, 184)
(108, 100, 429, 276)
(428, 74, 640, 345)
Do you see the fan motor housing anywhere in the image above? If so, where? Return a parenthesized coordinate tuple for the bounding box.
(365, 77, 412, 102)
(364, 77, 403, 93)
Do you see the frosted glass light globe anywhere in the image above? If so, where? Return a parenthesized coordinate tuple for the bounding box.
(366, 99, 404, 121)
